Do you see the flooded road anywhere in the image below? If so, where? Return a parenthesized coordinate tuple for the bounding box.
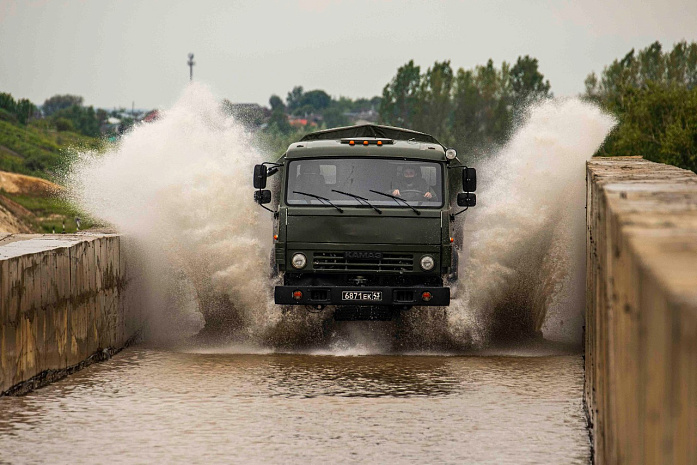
(0, 345, 589, 464)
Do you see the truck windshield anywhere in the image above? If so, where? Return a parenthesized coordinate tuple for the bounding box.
(286, 158, 443, 208)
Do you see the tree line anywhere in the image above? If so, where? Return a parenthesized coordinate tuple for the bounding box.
(375, 41, 697, 172)
(585, 41, 697, 172)
(2, 40, 695, 174)
(378, 56, 551, 151)
(0, 93, 135, 138)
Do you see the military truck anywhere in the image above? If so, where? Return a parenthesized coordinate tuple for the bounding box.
(253, 124, 476, 320)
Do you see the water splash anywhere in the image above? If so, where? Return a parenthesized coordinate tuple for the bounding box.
(66, 83, 285, 342)
(66, 86, 614, 350)
(446, 98, 616, 346)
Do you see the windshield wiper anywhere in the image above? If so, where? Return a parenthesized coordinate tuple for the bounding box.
(368, 190, 421, 215)
(293, 190, 344, 213)
(331, 189, 382, 214)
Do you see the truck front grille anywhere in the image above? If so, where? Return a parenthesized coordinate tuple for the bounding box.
(313, 252, 414, 272)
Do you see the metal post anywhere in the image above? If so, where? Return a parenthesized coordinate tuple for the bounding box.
(187, 53, 195, 81)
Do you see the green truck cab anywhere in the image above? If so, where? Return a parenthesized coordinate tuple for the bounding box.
(253, 124, 476, 320)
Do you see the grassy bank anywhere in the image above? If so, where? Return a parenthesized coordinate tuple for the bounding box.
(0, 119, 102, 233)
(0, 119, 101, 179)
(0, 191, 95, 233)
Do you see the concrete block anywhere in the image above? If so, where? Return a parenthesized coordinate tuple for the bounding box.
(1, 234, 142, 394)
(586, 158, 697, 465)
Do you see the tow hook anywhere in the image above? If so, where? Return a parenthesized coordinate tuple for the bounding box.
(352, 275, 368, 285)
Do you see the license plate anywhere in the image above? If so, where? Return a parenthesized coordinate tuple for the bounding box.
(341, 291, 383, 301)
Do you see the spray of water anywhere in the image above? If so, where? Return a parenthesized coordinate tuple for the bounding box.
(444, 98, 616, 346)
(66, 84, 288, 343)
(66, 85, 614, 351)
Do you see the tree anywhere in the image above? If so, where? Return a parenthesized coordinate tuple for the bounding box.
(53, 105, 100, 137)
(379, 60, 421, 127)
(0, 92, 16, 114)
(450, 59, 514, 149)
(42, 94, 83, 117)
(55, 118, 74, 132)
(287, 89, 332, 116)
(413, 61, 454, 143)
(666, 41, 697, 88)
(269, 94, 285, 111)
(96, 108, 108, 126)
(584, 41, 697, 112)
(15, 99, 37, 124)
(598, 83, 697, 172)
(0, 93, 38, 124)
(299, 90, 331, 112)
(380, 56, 551, 152)
(322, 106, 349, 128)
(587, 41, 697, 172)
(510, 55, 551, 104)
(452, 69, 483, 149)
(268, 95, 291, 134)
(473, 59, 512, 145)
(286, 86, 304, 112)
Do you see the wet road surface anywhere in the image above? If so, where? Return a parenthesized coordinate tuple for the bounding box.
(0, 345, 589, 464)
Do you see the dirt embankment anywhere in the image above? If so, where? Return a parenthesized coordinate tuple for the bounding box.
(0, 171, 63, 233)
(0, 171, 62, 196)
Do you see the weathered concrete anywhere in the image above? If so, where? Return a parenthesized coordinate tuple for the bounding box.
(586, 157, 697, 465)
(0, 233, 142, 394)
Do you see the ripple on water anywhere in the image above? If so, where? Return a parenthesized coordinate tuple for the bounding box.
(0, 347, 589, 465)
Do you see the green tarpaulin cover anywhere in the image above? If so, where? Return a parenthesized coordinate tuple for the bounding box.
(300, 124, 441, 145)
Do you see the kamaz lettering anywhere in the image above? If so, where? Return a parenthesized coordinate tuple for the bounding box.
(345, 251, 383, 260)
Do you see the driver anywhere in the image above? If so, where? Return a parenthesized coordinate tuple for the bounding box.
(391, 166, 433, 199)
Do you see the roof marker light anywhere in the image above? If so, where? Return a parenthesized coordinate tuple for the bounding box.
(377, 140, 383, 146)
(363, 140, 369, 146)
(349, 140, 355, 146)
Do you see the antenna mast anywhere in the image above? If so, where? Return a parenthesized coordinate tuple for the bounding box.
(187, 53, 195, 81)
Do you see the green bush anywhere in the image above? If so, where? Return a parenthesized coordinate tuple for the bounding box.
(0, 108, 18, 123)
(55, 118, 74, 132)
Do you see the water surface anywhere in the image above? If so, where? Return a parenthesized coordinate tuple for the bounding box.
(0, 346, 589, 464)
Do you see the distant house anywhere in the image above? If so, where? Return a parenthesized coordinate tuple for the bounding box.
(100, 116, 121, 134)
(345, 109, 378, 124)
(142, 110, 160, 123)
(289, 117, 318, 128)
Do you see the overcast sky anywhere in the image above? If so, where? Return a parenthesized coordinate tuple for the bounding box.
(1, 0, 696, 110)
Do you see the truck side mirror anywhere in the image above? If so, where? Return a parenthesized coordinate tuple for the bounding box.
(253, 164, 267, 189)
(457, 193, 476, 207)
(462, 167, 476, 192)
(254, 190, 272, 204)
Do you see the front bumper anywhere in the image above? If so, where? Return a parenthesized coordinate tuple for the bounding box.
(274, 285, 450, 307)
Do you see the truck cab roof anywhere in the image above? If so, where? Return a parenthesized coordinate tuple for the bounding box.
(283, 124, 447, 161)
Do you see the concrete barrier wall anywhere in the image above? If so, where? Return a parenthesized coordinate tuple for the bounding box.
(586, 157, 697, 465)
(0, 234, 142, 394)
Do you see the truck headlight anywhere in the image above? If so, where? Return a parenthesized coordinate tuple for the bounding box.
(291, 253, 307, 269)
(420, 255, 435, 271)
